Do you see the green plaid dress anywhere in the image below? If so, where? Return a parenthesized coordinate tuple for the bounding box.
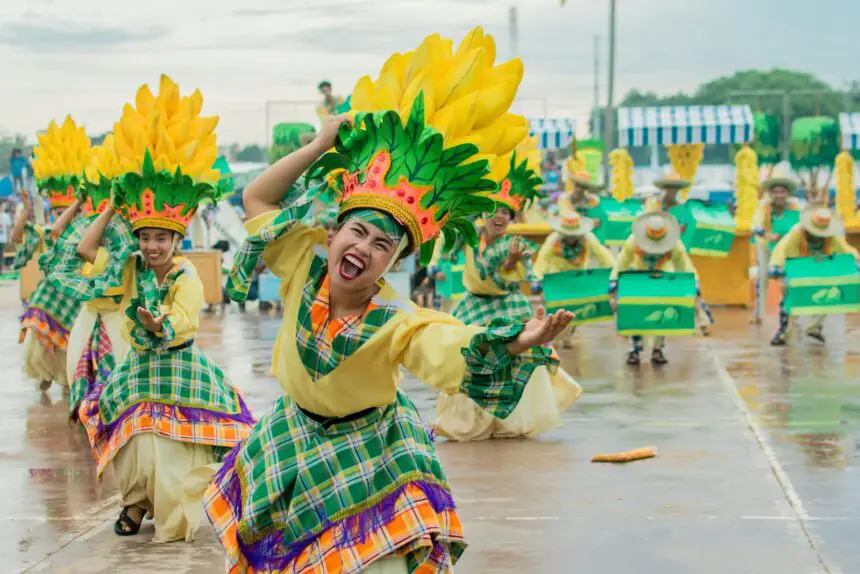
(452, 234, 537, 326)
(19, 220, 86, 346)
(205, 206, 558, 573)
(97, 256, 247, 426)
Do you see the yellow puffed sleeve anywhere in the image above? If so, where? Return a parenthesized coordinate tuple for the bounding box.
(532, 232, 560, 279)
(163, 264, 205, 342)
(769, 226, 802, 269)
(610, 237, 637, 280)
(245, 210, 326, 293)
(389, 308, 479, 395)
(830, 234, 860, 259)
(586, 234, 616, 268)
(671, 243, 697, 277)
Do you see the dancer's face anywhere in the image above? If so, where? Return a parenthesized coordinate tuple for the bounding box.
(328, 219, 397, 292)
(770, 185, 788, 208)
(485, 207, 513, 238)
(138, 227, 176, 267)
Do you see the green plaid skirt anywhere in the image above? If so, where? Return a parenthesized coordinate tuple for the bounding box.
(452, 291, 533, 326)
(209, 389, 462, 570)
(98, 343, 246, 426)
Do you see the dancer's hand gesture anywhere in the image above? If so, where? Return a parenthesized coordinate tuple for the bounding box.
(507, 307, 574, 355)
(137, 307, 167, 333)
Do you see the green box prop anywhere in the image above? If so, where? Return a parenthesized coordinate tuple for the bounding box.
(543, 268, 613, 325)
(583, 204, 607, 244)
(784, 253, 860, 316)
(677, 201, 737, 258)
(616, 271, 697, 336)
(601, 198, 643, 246)
(436, 254, 466, 301)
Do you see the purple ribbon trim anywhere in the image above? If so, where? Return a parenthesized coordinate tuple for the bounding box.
(19, 306, 71, 337)
(210, 450, 456, 572)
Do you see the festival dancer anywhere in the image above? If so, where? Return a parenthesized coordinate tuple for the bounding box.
(12, 117, 90, 391)
(768, 207, 859, 346)
(205, 27, 573, 573)
(533, 209, 616, 348)
(611, 212, 698, 365)
(558, 170, 605, 223)
(435, 135, 582, 441)
(71, 76, 254, 542)
(751, 170, 803, 323)
(643, 173, 715, 335)
(316, 80, 347, 122)
(53, 135, 136, 423)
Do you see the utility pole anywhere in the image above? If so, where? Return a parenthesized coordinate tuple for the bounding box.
(509, 6, 519, 58)
(602, 0, 617, 184)
(593, 35, 601, 138)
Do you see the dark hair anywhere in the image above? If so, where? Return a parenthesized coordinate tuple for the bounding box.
(318, 81, 332, 90)
(213, 240, 230, 252)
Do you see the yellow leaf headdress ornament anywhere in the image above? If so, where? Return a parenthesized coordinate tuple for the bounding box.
(306, 26, 527, 263)
(32, 116, 92, 209)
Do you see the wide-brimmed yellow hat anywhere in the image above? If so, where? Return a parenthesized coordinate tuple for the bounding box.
(550, 210, 594, 237)
(653, 173, 690, 190)
(569, 170, 606, 192)
(631, 212, 681, 254)
(762, 167, 799, 194)
(800, 207, 842, 238)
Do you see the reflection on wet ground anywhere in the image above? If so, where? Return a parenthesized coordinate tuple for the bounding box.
(1, 281, 856, 573)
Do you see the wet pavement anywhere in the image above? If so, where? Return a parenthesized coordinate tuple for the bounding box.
(2, 279, 857, 573)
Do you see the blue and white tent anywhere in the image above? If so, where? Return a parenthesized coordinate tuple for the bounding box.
(617, 105, 754, 147)
(839, 113, 860, 150)
(528, 118, 575, 150)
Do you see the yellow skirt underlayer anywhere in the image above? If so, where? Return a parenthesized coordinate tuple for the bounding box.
(434, 365, 582, 442)
(111, 433, 218, 543)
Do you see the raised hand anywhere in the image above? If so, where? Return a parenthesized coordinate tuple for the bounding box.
(137, 307, 167, 333)
(507, 306, 574, 355)
(314, 114, 354, 151)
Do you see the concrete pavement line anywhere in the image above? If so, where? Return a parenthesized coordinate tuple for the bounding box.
(21, 494, 120, 573)
(710, 353, 833, 574)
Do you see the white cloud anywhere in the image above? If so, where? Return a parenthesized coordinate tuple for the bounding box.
(2, 0, 859, 145)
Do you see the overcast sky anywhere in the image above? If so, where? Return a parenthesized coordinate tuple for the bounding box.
(2, 0, 858, 145)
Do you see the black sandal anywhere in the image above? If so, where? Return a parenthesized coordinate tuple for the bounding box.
(651, 349, 668, 365)
(114, 506, 143, 536)
(626, 351, 641, 365)
(806, 328, 825, 343)
(770, 333, 787, 347)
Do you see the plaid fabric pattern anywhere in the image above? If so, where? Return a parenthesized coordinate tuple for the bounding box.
(205, 390, 461, 572)
(295, 258, 399, 380)
(126, 257, 184, 350)
(472, 234, 538, 292)
(205, 481, 464, 573)
(19, 306, 71, 351)
(226, 202, 313, 302)
(50, 216, 136, 303)
(459, 320, 557, 419)
(80, 397, 247, 476)
(452, 291, 533, 326)
(69, 315, 115, 419)
(97, 345, 245, 426)
(14, 222, 45, 271)
(37, 215, 93, 275)
(24, 267, 84, 340)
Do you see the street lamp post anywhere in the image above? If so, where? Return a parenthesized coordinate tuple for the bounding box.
(602, 0, 616, 185)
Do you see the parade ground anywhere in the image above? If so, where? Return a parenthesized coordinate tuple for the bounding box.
(2, 281, 858, 574)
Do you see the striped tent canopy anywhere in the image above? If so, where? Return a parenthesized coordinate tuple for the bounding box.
(617, 105, 754, 147)
(528, 118, 576, 150)
(839, 113, 860, 150)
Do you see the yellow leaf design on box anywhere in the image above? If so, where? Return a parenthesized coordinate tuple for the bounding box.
(645, 311, 663, 323)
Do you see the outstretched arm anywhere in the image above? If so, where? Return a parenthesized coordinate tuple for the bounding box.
(244, 114, 352, 220)
(77, 206, 115, 263)
(51, 199, 83, 239)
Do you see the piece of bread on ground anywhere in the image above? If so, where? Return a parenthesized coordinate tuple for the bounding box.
(591, 447, 656, 463)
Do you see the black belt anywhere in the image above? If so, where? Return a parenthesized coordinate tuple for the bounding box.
(167, 339, 195, 352)
(299, 406, 376, 428)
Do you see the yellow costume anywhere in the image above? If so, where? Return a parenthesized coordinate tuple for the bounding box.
(534, 231, 616, 278)
(205, 27, 574, 572)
